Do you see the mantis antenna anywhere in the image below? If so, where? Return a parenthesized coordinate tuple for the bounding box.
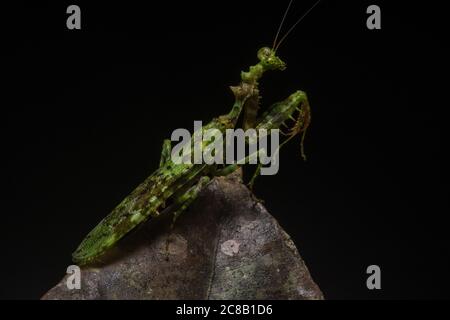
(274, 0, 322, 52)
(272, 0, 294, 50)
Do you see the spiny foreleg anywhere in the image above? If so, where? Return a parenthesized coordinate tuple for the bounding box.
(247, 90, 312, 187)
(169, 176, 211, 228)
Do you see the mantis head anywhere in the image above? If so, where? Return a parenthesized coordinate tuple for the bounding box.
(257, 47, 286, 71)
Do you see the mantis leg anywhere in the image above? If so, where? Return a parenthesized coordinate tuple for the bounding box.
(165, 176, 210, 258)
(248, 164, 262, 190)
(215, 149, 260, 177)
(170, 176, 211, 228)
(159, 139, 172, 167)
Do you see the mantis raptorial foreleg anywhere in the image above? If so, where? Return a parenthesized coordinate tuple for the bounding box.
(244, 91, 312, 189)
(248, 164, 262, 190)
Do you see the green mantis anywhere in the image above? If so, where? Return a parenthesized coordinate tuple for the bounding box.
(72, 3, 313, 266)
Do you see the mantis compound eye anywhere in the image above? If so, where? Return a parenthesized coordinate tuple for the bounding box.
(257, 47, 286, 71)
(257, 47, 273, 61)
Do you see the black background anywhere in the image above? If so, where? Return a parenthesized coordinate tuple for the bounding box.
(3, 1, 447, 299)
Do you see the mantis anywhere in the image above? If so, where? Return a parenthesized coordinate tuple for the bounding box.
(72, 2, 313, 266)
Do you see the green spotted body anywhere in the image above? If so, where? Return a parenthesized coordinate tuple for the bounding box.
(72, 162, 206, 265)
(72, 116, 237, 265)
(72, 47, 312, 265)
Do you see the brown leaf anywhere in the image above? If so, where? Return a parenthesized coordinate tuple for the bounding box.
(42, 173, 323, 300)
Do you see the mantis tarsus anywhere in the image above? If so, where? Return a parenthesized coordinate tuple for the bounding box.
(72, 3, 313, 266)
